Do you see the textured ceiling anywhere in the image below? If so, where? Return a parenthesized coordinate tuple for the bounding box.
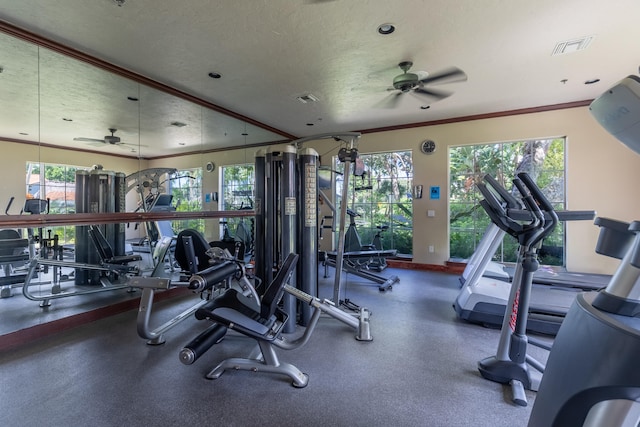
(1, 0, 639, 158)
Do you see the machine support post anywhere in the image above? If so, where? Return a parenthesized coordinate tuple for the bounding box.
(333, 143, 356, 304)
(298, 148, 319, 325)
(281, 146, 298, 333)
(254, 150, 266, 286)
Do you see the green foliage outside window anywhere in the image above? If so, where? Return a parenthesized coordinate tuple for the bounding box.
(449, 138, 565, 265)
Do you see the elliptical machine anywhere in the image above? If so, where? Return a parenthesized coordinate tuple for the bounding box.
(474, 173, 558, 407)
(528, 75, 640, 426)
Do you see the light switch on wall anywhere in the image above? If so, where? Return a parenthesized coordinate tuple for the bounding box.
(427, 210, 435, 217)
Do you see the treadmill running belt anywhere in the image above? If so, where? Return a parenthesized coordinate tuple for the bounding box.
(532, 269, 610, 291)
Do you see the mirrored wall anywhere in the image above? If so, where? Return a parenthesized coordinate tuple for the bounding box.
(0, 27, 287, 166)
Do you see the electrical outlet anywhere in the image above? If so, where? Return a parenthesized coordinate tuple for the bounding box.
(428, 245, 434, 253)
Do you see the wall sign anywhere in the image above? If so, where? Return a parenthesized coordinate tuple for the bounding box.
(430, 186, 440, 200)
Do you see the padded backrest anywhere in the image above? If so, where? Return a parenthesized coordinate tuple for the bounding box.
(88, 225, 113, 260)
(174, 229, 212, 272)
(260, 253, 299, 320)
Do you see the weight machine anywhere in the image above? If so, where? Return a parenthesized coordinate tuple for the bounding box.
(252, 133, 373, 335)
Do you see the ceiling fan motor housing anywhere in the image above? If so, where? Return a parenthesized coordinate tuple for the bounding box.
(393, 73, 419, 92)
(105, 135, 121, 144)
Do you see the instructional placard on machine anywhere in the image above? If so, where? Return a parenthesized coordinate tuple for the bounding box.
(285, 197, 297, 216)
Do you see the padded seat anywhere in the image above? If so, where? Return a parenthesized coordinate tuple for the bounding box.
(88, 225, 142, 266)
(195, 253, 307, 387)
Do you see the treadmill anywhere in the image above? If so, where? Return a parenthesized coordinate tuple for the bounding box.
(454, 176, 634, 335)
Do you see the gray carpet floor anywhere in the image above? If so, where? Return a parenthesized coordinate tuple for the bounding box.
(0, 268, 542, 427)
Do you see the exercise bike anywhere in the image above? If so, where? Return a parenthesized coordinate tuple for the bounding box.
(343, 209, 390, 271)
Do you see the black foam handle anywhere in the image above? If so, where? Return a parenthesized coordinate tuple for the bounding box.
(179, 323, 228, 365)
(188, 261, 239, 292)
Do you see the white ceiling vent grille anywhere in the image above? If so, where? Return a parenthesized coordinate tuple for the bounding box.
(552, 35, 594, 56)
(296, 93, 319, 104)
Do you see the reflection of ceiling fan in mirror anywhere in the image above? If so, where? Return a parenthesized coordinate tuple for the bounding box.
(73, 128, 144, 151)
(377, 61, 468, 109)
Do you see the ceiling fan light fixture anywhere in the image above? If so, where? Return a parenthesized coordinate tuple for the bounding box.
(377, 23, 395, 35)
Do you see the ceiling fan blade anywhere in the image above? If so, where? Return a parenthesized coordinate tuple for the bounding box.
(375, 92, 403, 109)
(413, 87, 453, 100)
(419, 67, 467, 86)
(73, 137, 105, 143)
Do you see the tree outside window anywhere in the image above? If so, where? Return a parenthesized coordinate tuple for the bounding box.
(449, 138, 566, 265)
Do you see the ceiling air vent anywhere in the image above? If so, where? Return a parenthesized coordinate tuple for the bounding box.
(552, 35, 594, 56)
(296, 94, 319, 104)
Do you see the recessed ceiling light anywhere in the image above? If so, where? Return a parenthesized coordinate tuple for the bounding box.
(208, 72, 222, 79)
(584, 78, 600, 85)
(306, 123, 314, 126)
(378, 23, 395, 35)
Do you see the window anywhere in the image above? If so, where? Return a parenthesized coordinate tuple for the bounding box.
(449, 138, 566, 265)
(26, 161, 85, 244)
(220, 164, 255, 250)
(168, 168, 203, 233)
(336, 151, 413, 255)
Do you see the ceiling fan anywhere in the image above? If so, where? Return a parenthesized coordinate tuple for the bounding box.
(73, 128, 143, 150)
(378, 61, 467, 108)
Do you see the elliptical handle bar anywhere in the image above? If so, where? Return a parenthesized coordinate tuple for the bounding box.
(476, 182, 506, 215)
(483, 174, 523, 209)
(512, 178, 543, 229)
(517, 173, 556, 216)
(516, 172, 559, 246)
